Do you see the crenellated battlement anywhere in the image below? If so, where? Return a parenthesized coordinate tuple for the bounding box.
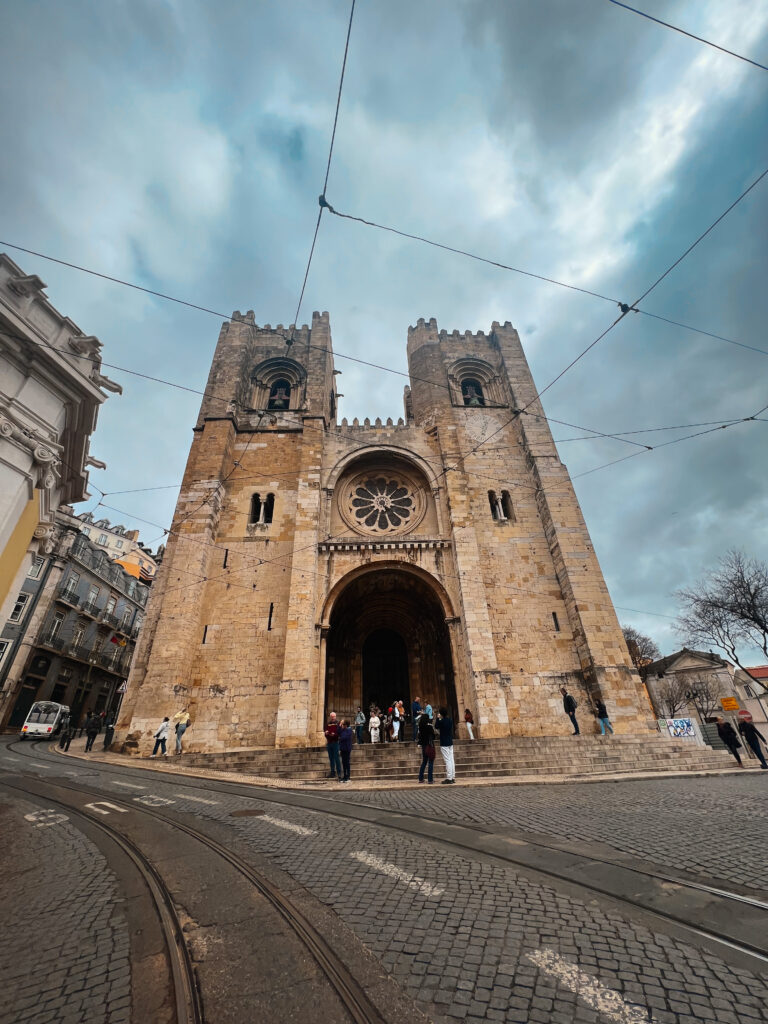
(335, 416, 407, 431)
(407, 318, 517, 356)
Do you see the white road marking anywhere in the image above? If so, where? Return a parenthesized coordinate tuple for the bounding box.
(29, 762, 52, 769)
(350, 851, 445, 897)
(175, 793, 218, 804)
(261, 814, 316, 836)
(527, 949, 656, 1024)
(64, 771, 82, 777)
(4, 756, 19, 762)
(111, 780, 145, 790)
(134, 794, 175, 807)
(24, 809, 68, 827)
(85, 801, 129, 815)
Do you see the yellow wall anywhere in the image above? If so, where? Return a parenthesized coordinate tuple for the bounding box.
(0, 491, 39, 608)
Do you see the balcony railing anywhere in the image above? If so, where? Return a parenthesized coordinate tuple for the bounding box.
(81, 600, 100, 618)
(37, 632, 132, 675)
(55, 586, 80, 608)
(101, 611, 122, 629)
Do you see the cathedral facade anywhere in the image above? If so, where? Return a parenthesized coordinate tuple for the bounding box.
(117, 312, 652, 753)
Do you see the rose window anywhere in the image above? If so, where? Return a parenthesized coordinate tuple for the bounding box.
(352, 478, 413, 531)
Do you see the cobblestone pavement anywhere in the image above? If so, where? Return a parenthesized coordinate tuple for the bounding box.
(327, 772, 768, 891)
(0, 788, 131, 1024)
(8, 747, 766, 1024)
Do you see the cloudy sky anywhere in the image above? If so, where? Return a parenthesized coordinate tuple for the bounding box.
(2, 0, 767, 658)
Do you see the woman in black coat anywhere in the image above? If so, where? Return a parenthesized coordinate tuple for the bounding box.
(716, 717, 744, 767)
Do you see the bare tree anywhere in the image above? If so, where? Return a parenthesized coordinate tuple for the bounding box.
(622, 626, 661, 680)
(683, 673, 723, 720)
(675, 551, 768, 692)
(654, 675, 689, 717)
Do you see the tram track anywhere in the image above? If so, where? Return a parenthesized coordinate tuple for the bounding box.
(6, 738, 768, 974)
(4, 742, 391, 1024)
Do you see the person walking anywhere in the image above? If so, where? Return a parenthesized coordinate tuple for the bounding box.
(737, 715, 767, 769)
(411, 696, 422, 741)
(392, 702, 401, 742)
(561, 687, 579, 735)
(716, 717, 744, 767)
(595, 699, 613, 736)
(417, 711, 436, 784)
(339, 719, 353, 782)
(369, 709, 381, 744)
(437, 706, 456, 784)
(175, 714, 191, 754)
(150, 717, 170, 757)
(324, 712, 343, 780)
(464, 708, 475, 741)
(84, 712, 100, 752)
(354, 706, 366, 745)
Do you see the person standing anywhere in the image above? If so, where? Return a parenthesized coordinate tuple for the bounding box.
(339, 719, 353, 782)
(424, 702, 433, 722)
(354, 706, 366, 745)
(392, 703, 401, 742)
(437, 706, 456, 784)
(84, 712, 100, 752)
(464, 708, 475, 741)
(369, 709, 381, 744)
(411, 696, 422, 741)
(560, 687, 579, 735)
(417, 711, 436, 784)
(738, 715, 768, 769)
(175, 714, 191, 754)
(150, 717, 170, 757)
(716, 717, 744, 767)
(595, 699, 613, 736)
(324, 712, 343, 780)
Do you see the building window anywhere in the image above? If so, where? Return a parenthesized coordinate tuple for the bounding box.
(72, 624, 86, 649)
(121, 608, 132, 629)
(552, 611, 561, 632)
(49, 611, 65, 641)
(115, 539, 123, 549)
(249, 493, 275, 525)
(0, 640, 9, 665)
(81, 526, 91, 537)
(489, 490, 510, 522)
(9, 592, 30, 623)
(97, 533, 108, 546)
(267, 378, 291, 410)
(488, 490, 501, 520)
(500, 491, 514, 521)
(106, 596, 117, 616)
(134, 615, 143, 633)
(461, 378, 485, 407)
(744, 684, 756, 698)
(28, 556, 45, 579)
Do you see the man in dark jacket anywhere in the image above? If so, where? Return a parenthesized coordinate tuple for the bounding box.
(411, 696, 422, 741)
(324, 712, 343, 781)
(737, 715, 767, 769)
(560, 687, 579, 735)
(84, 712, 100, 752)
(716, 717, 743, 767)
(436, 707, 455, 784)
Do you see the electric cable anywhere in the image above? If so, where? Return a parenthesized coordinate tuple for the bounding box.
(605, 0, 768, 73)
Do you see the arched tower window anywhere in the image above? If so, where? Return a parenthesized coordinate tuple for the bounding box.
(488, 490, 500, 520)
(501, 490, 514, 521)
(267, 378, 291, 410)
(249, 494, 262, 524)
(264, 493, 275, 524)
(461, 378, 485, 407)
(249, 493, 275, 527)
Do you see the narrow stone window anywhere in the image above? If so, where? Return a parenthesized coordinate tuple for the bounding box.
(267, 378, 291, 410)
(264, 494, 275, 524)
(250, 494, 262, 524)
(223, 548, 229, 569)
(552, 612, 560, 632)
(461, 378, 485, 407)
(202, 625, 208, 644)
(501, 490, 514, 521)
(267, 602, 274, 631)
(488, 490, 499, 520)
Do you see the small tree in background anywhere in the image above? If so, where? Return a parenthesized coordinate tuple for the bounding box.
(675, 550, 768, 692)
(683, 673, 723, 721)
(622, 626, 661, 680)
(655, 675, 689, 717)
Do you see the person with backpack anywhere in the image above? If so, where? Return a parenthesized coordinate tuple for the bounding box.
(560, 687, 579, 735)
(417, 710, 436, 784)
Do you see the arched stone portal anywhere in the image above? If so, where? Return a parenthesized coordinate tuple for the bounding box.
(324, 568, 457, 725)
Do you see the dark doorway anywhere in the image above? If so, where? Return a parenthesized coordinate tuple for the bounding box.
(8, 680, 41, 729)
(362, 629, 409, 713)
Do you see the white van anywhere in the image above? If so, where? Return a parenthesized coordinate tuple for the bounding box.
(20, 701, 70, 739)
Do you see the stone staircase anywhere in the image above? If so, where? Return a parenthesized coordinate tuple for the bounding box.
(178, 735, 735, 783)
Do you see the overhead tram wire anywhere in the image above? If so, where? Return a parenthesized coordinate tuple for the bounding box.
(605, 0, 768, 73)
(286, 0, 356, 347)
